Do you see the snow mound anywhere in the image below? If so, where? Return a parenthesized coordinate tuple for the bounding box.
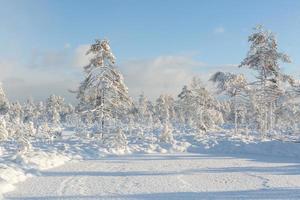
(0, 142, 71, 199)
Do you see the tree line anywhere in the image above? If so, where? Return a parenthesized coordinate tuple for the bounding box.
(0, 25, 300, 149)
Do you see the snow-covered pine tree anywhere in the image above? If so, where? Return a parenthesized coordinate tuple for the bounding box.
(137, 92, 154, 127)
(239, 25, 292, 134)
(0, 117, 9, 141)
(177, 85, 193, 126)
(36, 101, 47, 124)
(37, 122, 52, 141)
(155, 94, 175, 125)
(24, 121, 36, 137)
(109, 128, 128, 149)
(210, 72, 248, 134)
(176, 77, 222, 133)
(137, 93, 147, 122)
(160, 122, 174, 143)
(190, 77, 223, 131)
(0, 83, 9, 115)
(60, 103, 75, 124)
(145, 100, 158, 127)
(23, 98, 37, 123)
(17, 132, 32, 153)
(76, 39, 132, 138)
(46, 95, 64, 125)
(0, 84, 11, 140)
(8, 101, 23, 130)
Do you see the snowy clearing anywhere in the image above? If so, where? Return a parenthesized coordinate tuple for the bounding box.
(2, 131, 300, 199)
(4, 153, 300, 200)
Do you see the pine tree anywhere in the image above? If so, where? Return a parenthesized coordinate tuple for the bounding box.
(24, 121, 36, 137)
(113, 129, 128, 149)
(155, 95, 174, 124)
(160, 122, 174, 143)
(177, 77, 223, 133)
(23, 98, 36, 123)
(0, 83, 9, 115)
(0, 117, 9, 141)
(76, 39, 132, 138)
(177, 85, 193, 125)
(210, 72, 248, 134)
(239, 25, 292, 134)
(137, 93, 151, 125)
(9, 101, 23, 124)
(36, 101, 47, 124)
(190, 77, 222, 131)
(46, 95, 64, 125)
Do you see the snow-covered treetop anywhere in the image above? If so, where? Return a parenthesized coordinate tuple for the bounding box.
(178, 85, 192, 99)
(210, 72, 248, 97)
(76, 38, 133, 124)
(239, 25, 291, 79)
(85, 39, 115, 72)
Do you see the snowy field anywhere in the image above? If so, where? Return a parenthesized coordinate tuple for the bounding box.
(2, 131, 300, 200)
(3, 153, 300, 200)
(4, 153, 300, 200)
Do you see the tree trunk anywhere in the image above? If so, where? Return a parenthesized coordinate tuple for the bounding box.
(101, 89, 105, 139)
(269, 102, 273, 132)
(234, 96, 238, 135)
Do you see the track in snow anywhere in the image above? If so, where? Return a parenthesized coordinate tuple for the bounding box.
(4, 153, 300, 199)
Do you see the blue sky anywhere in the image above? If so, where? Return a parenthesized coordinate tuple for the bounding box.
(0, 0, 300, 102)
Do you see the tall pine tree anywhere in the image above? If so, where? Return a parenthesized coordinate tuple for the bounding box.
(76, 39, 132, 137)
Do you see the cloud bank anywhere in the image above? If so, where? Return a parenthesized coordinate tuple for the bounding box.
(0, 46, 82, 103)
(0, 44, 244, 103)
(120, 55, 205, 99)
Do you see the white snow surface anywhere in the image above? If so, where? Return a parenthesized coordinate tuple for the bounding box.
(0, 141, 71, 199)
(4, 153, 300, 200)
(1, 130, 300, 199)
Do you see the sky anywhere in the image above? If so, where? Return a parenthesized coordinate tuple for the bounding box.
(0, 0, 300, 103)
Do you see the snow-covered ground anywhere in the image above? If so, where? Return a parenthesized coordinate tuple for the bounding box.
(1, 130, 300, 199)
(4, 153, 300, 200)
(0, 139, 71, 199)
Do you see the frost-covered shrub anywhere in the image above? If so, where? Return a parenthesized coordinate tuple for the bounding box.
(105, 129, 128, 149)
(0, 83, 9, 115)
(136, 127, 144, 141)
(23, 122, 36, 137)
(36, 122, 61, 142)
(160, 123, 174, 143)
(0, 117, 9, 141)
(37, 123, 50, 138)
(17, 135, 32, 153)
(9, 124, 33, 153)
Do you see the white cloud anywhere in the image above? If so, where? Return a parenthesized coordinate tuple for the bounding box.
(214, 26, 225, 34)
(72, 44, 92, 68)
(0, 46, 83, 103)
(3, 77, 78, 103)
(120, 56, 251, 100)
(0, 44, 96, 103)
(120, 55, 206, 100)
(0, 44, 248, 103)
